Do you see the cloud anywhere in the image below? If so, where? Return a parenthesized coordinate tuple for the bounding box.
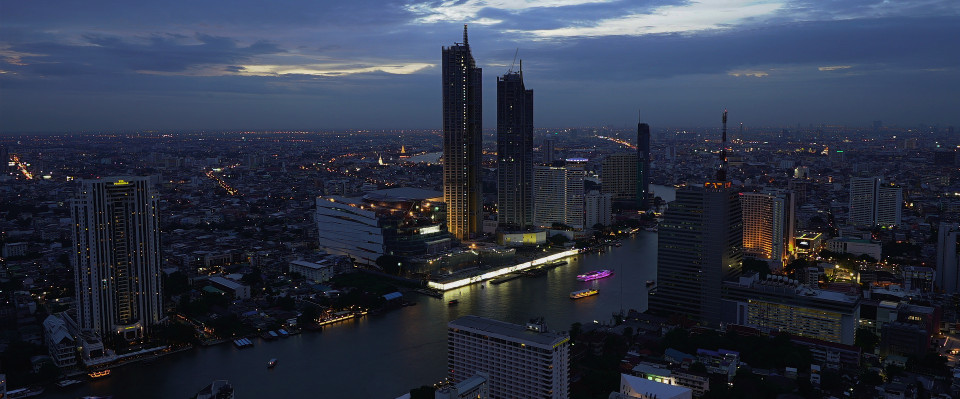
(405, 0, 617, 24)
(237, 62, 435, 77)
(728, 70, 769, 77)
(818, 65, 852, 71)
(520, 0, 785, 38)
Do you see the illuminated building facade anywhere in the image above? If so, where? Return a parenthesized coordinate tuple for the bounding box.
(650, 182, 743, 326)
(316, 188, 450, 266)
(722, 274, 861, 345)
(442, 25, 483, 240)
(448, 315, 569, 399)
(849, 177, 902, 227)
(71, 177, 163, 340)
(496, 69, 534, 231)
(534, 159, 586, 230)
(740, 190, 795, 266)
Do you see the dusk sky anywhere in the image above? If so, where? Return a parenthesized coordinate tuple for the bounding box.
(1, 0, 958, 132)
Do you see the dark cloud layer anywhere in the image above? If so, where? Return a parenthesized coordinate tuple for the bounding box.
(0, 0, 958, 131)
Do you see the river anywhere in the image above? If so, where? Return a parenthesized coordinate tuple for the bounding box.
(47, 186, 673, 399)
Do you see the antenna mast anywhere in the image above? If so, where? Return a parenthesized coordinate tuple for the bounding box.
(716, 109, 728, 182)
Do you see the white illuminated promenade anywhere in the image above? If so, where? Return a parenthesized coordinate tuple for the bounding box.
(427, 249, 579, 291)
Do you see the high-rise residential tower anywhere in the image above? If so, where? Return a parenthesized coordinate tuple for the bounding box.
(71, 177, 163, 340)
(601, 153, 637, 201)
(849, 177, 902, 227)
(534, 159, 586, 230)
(936, 222, 960, 293)
(496, 67, 533, 231)
(442, 25, 483, 240)
(649, 110, 742, 326)
(637, 116, 651, 209)
(448, 315, 570, 399)
(741, 189, 796, 266)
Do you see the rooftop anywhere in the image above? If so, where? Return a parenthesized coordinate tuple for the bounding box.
(449, 315, 568, 347)
(363, 187, 442, 202)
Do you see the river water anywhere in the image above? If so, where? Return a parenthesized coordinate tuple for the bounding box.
(48, 186, 672, 399)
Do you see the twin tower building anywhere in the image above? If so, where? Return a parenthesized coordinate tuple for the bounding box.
(442, 25, 651, 240)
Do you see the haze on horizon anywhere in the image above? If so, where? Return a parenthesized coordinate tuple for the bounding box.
(1, 0, 958, 133)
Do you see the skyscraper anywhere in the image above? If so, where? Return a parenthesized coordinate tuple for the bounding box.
(448, 315, 570, 399)
(534, 159, 586, 230)
(442, 25, 482, 240)
(936, 222, 960, 293)
(649, 110, 742, 326)
(741, 189, 795, 266)
(637, 116, 651, 209)
(71, 177, 163, 340)
(542, 137, 556, 164)
(496, 68, 533, 231)
(601, 153, 637, 202)
(849, 177, 902, 227)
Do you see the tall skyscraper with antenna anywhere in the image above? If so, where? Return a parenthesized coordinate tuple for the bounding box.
(497, 61, 533, 231)
(650, 110, 742, 326)
(442, 25, 483, 240)
(636, 114, 650, 209)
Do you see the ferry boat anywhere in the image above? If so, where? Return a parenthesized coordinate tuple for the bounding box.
(576, 269, 613, 281)
(570, 289, 599, 299)
(55, 379, 83, 388)
(88, 369, 111, 379)
(267, 358, 278, 368)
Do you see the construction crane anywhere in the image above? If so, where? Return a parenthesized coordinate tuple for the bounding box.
(508, 48, 519, 74)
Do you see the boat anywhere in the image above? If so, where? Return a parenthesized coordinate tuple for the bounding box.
(614, 241, 622, 247)
(277, 329, 289, 337)
(490, 273, 523, 285)
(570, 289, 599, 299)
(267, 358, 277, 368)
(576, 269, 613, 281)
(268, 331, 279, 339)
(448, 299, 459, 306)
(56, 379, 83, 388)
(6, 387, 44, 398)
(233, 338, 253, 348)
(88, 369, 111, 379)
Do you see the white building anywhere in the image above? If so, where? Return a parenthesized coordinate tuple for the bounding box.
(42, 314, 77, 369)
(848, 177, 901, 227)
(826, 237, 882, 260)
(615, 374, 692, 399)
(584, 190, 613, 229)
(208, 276, 251, 299)
(315, 196, 384, 266)
(289, 260, 334, 283)
(936, 222, 960, 293)
(71, 177, 163, 340)
(534, 159, 585, 230)
(448, 316, 570, 399)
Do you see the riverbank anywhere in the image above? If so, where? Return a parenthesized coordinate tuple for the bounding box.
(426, 248, 579, 291)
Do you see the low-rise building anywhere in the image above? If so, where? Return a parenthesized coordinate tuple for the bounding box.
(616, 374, 692, 399)
(208, 276, 251, 299)
(42, 314, 77, 369)
(826, 237, 882, 260)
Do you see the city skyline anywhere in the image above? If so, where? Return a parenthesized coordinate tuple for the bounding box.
(1, 1, 958, 132)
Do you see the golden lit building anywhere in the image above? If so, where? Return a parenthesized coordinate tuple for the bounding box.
(740, 190, 795, 266)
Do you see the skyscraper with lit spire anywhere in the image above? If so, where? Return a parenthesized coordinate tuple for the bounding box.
(637, 114, 650, 209)
(442, 25, 483, 240)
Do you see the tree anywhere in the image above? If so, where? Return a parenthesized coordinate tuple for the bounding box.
(569, 322, 582, 341)
(376, 255, 405, 275)
(410, 386, 435, 399)
(742, 258, 771, 279)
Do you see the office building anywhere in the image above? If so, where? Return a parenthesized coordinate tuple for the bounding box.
(740, 190, 795, 265)
(584, 190, 612, 229)
(447, 315, 569, 399)
(649, 183, 742, 326)
(534, 159, 585, 230)
(936, 222, 960, 293)
(615, 374, 692, 399)
(637, 118, 651, 209)
(721, 274, 861, 345)
(442, 25, 483, 240)
(316, 188, 450, 266)
(650, 110, 742, 326)
(542, 137, 556, 164)
(601, 153, 637, 202)
(496, 69, 534, 231)
(849, 177, 901, 227)
(71, 176, 163, 340)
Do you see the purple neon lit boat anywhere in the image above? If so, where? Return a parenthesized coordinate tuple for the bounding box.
(576, 269, 613, 281)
